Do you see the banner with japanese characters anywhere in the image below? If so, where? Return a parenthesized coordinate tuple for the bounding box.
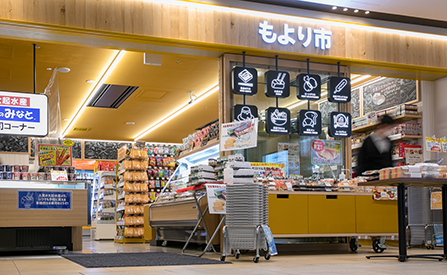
(205, 184, 226, 214)
(38, 144, 73, 166)
(0, 91, 48, 136)
(220, 118, 258, 151)
(17, 190, 72, 210)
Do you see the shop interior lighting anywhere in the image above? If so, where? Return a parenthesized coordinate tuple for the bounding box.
(350, 74, 371, 84)
(365, 11, 370, 14)
(332, 6, 337, 10)
(62, 50, 126, 137)
(354, 9, 359, 13)
(133, 84, 219, 140)
(163, 0, 447, 42)
(343, 8, 348, 11)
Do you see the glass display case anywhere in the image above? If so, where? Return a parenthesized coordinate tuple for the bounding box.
(90, 171, 116, 240)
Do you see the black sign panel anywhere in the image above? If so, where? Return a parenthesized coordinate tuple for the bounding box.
(233, 104, 258, 121)
(328, 77, 351, 103)
(298, 109, 322, 136)
(297, 73, 321, 100)
(329, 112, 352, 138)
(265, 107, 290, 135)
(264, 70, 290, 98)
(231, 66, 258, 95)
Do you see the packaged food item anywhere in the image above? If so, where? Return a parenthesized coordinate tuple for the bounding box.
(0, 165, 4, 172)
(13, 172, 21, 180)
(21, 172, 29, 181)
(5, 172, 12, 180)
(149, 180, 155, 189)
(149, 157, 156, 167)
(141, 172, 148, 181)
(147, 144, 154, 156)
(155, 179, 161, 188)
(124, 172, 133, 181)
(132, 160, 141, 170)
(152, 169, 158, 178)
(38, 172, 45, 181)
(0, 172, 5, 180)
(156, 157, 163, 167)
(140, 183, 148, 192)
(21, 165, 29, 172)
(162, 157, 169, 167)
(141, 160, 147, 170)
(158, 169, 164, 178)
(124, 160, 132, 170)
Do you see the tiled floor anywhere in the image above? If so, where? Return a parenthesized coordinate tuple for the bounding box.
(1, 238, 447, 275)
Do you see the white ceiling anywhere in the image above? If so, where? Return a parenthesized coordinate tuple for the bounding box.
(298, 0, 447, 22)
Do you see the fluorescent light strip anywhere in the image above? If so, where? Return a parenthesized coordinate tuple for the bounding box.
(350, 74, 371, 85)
(157, 0, 447, 41)
(133, 84, 219, 140)
(62, 50, 126, 137)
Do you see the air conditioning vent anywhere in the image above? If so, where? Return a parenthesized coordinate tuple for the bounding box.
(88, 84, 139, 109)
(72, 127, 90, 132)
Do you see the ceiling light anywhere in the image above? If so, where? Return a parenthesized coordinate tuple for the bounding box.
(86, 80, 95, 83)
(365, 11, 370, 14)
(46, 68, 52, 71)
(343, 8, 348, 11)
(351, 74, 371, 84)
(332, 6, 337, 10)
(134, 84, 219, 140)
(62, 50, 126, 137)
(354, 9, 359, 13)
(57, 67, 70, 73)
(62, 118, 69, 121)
(126, 122, 135, 125)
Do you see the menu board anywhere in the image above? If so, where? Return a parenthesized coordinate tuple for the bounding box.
(351, 88, 360, 118)
(0, 135, 28, 152)
(363, 78, 416, 115)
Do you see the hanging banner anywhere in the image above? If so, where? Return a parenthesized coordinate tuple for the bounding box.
(38, 144, 73, 166)
(425, 137, 441, 152)
(329, 112, 352, 138)
(220, 118, 258, 151)
(311, 139, 342, 165)
(233, 104, 258, 122)
(231, 67, 258, 95)
(265, 107, 291, 135)
(205, 184, 226, 214)
(327, 76, 351, 103)
(0, 91, 48, 136)
(298, 109, 322, 136)
(250, 162, 285, 178)
(264, 71, 290, 98)
(297, 73, 321, 100)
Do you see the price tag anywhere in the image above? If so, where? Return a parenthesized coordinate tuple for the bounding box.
(285, 182, 293, 191)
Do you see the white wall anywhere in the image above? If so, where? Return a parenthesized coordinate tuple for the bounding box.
(0, 153, 30, 165)
(434, 77, 447, 138)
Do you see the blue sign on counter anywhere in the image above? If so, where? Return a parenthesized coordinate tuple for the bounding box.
(17, 190, 72, 210)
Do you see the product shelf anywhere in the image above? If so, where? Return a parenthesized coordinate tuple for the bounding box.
(177, 138, 219, 159)
(352, 114, 422, 133)
(116, 206, 125, 212)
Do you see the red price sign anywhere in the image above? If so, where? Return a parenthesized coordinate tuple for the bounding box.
(312, 140, 324, 152)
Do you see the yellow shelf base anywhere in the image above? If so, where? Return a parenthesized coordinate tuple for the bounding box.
(114, 237, 146, 244)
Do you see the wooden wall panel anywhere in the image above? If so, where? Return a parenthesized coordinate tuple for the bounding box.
(0, 188, 88, 227)
(1, 0, 447, 70)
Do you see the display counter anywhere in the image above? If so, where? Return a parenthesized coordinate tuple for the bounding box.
(269, 191, 398, 237)
(0, 180, 88, 252)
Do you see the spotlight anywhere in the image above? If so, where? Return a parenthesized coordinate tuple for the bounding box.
(343, 8, 348, 11)
(332, 6, 337, 10)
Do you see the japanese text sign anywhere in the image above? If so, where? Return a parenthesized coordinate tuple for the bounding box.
(297, 74, 321, 100)
(0, 91, 48, 136)
(259, 21, 332, 50)
(205, 184, 226, 214)
(425, 137, 441, 152)
(231, 67, 258, 95)
(18, 190, 72, 210)
(298, 109, 322, 136)
(311, 139, 342, 165)
(328, 77, 351, 103)
(38, 144, 73, 166)
(265, 71, 290, 98)
(329, 112, 352, 138)
(265, 107, 291, 135)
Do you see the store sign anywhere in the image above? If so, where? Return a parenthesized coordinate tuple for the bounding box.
(0, 91, 48, 136)
(221, 118, 258, 151)
(233, 104, 258, 121)
(265, 107, 291, 135)
(258, 21, 332, 50)
(425, 137, 441, 152)
(38, 144, 73, 166)
(298, 109, 321, 136)
(329, 112, 352, 138)
(231, 66, 258, 95)
(311, 139, 342, 165)
(264, 71, 290, 98)
(297, 74, 321, 100)
(62, 139, 74, 147)
(17, 190, 72, 210)
(328, 77, 351, 103)
(205, 184, 226, 214)
(51, 170, 68, 181)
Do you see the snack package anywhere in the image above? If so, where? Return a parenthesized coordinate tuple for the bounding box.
(149, 180, 155, 189)
(147, 144, 154, 156)
(156, 157, 163, 167)
(141, 172, 148, 181)
(140, 183, 148, 192)
(155, 179, 161, 188)
(132, 160, 141, 170)
(149, 157, 156, 167)
(124, 172, 133, 181)
(124, 160, 132, 170)
(153, 146, 159, 156)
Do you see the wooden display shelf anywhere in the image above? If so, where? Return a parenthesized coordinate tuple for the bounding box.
(177, 138, 219, 160)
(351, 134, 422, 150)
(352, 114, 422, 133)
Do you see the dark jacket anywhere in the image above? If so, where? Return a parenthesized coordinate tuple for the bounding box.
(356, 135, 393, 175)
